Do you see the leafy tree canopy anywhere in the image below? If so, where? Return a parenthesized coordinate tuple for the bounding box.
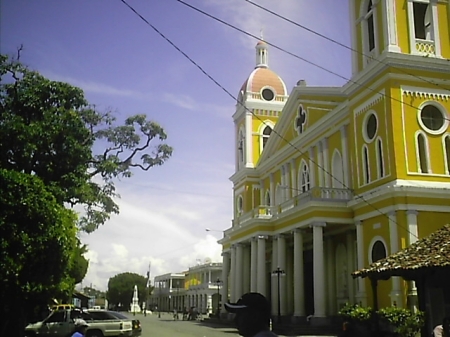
(0, 53, 173, 233)
(0, 168, 78, 336)
(107, 272, 149, 309)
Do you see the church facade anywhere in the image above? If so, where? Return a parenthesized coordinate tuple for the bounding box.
(219, 0, 450, 322)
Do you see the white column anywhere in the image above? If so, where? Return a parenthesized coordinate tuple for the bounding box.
(355, 221, 367, 306)
(317, 143, 323, 187)
(326, 237, 337, 315)
(270, 173, 275, 210)
(290, 159, 297, 197)
(245, 112, 253, 167)
(251, 237, 258, 292)
(236, 244, 244, 299)
(207, 294, 212, 314)
(271, 238, 278, 316)
(407, 210, 419, 311)
(221, 251, 230, 307)
(349, 0, 358, 76)
(277, 234, 287, 315)
(340, 125, 350, 188)
(257, 236, 267, 296)
(346, 231, 355, 304)
(259, 180, 264, 205)
(312, 222, 326, 317)
(293, 229, 305, 316)
(388, 211, 403, 307)
(322, 138, 330, 188)
(230, 245, 237, 302)
(383, 0, 401, 52)
(243, 244, 251, 293)
(309, 147, 315, 188)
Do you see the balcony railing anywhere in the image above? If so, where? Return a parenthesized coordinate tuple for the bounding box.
(233, 187, 352, 227)
(414, 39, 435, 55)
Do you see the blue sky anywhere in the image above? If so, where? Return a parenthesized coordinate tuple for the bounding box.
(1, 0, 351, 291)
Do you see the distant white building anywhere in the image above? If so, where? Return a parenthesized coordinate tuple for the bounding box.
(150, 261, 223, 316)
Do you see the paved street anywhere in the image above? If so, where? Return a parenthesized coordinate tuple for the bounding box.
(123, 312, 338, 337)
(128, 312, 238, 337)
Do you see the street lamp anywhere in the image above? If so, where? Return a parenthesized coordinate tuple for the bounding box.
(158, 281, 161, 318)
(214, 278, 222, 319)
(272, 267, 285, 325)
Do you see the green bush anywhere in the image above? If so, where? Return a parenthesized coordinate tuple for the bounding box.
(377, 306, 424, 337)
(338, 303, 373, 322)
(338, 303, 424, 337)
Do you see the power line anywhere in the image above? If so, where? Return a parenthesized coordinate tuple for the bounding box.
(243, 0, 450, 93)
(119, 0, 426, 240)
(174, 0, 450, 123)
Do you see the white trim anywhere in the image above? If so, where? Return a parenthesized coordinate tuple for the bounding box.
(258, 121, 275, 155)
(416, 101, 449, 135)
(362, 110, 379, 143)
(331, 149, 345, 189)
(368, 236, 389, 264)
(354, 90, 385, 116)
(415, 131, 432, 173)
(443, 134, 450, 175)
(375, 137, 385, 179)
(362, 144, 370, 186)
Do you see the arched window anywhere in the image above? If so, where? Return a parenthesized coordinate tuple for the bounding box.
(444, 135, 450, 175)
(377, 138, 384, 178)
(365, 0, 375, 52)
(362, 145, 370, 184)
(331, 150, 344, 188)
(236, 195, 243, 216)
(262, 126, 272, 150)
(413, 2, 432, 40)
(417, 133, 429, 173)
(238, 129, 245, 166)
(371, 240, 387, 263)
(299, 161, 310, 192)
(265, 190, 271, 215)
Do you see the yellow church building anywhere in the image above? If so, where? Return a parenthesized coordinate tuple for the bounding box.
(219, 0, 450, 324)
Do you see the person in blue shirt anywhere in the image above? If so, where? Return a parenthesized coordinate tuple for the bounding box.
(71, 318, 89, 337)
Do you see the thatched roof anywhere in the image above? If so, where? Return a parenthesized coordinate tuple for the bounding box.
(352, 224, 450, 280)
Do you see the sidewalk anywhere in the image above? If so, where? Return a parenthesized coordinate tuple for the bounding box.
(201, 317, 339, 337)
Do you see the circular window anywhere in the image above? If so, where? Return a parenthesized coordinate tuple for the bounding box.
(371, 240, 387, 263)
(420, 105, 446, 133)
(261, 88, 275, 101)
(366, 113, 377, 140)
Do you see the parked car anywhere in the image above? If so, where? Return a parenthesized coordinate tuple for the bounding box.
(24, 308, 133, 337)
(107, 311, 141, 337)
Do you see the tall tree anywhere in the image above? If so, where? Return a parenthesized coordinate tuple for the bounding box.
(0, 169, 78, 336)
(0, 53, 173, 233)
(0, 53, 172, 336)
(107, 272, 149, 309)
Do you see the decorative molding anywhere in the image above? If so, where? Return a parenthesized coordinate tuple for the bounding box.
(402, 86, 450, 101)
(354, 91, 385, 116)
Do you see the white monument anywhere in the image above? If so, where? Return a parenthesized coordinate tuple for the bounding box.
(130, 285, 141, 313)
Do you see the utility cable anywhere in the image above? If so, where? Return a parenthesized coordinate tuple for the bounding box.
(243, 0, 450, 93)
(119, 0, 426, 240)
(175, 0, 450, 122)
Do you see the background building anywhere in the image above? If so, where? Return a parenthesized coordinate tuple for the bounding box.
(220, 0, 450, 325)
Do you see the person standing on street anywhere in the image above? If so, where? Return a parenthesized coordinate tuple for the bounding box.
(71, 318, 89, 337)
(224, 292, 278, 337)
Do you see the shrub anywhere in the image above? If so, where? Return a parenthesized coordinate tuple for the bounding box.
(338, 303, 373, 322)
(377, 306, 424, 337)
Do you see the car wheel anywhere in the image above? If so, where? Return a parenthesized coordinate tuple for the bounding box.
(86, 330, 103, 337)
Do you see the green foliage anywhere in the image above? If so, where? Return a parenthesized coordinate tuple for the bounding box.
(338, 304, 424, 337)
(0, 52, 172, 335)
(339, 303, 373, 322)
(378, 306, 424, 337)
(0, 168, 78, 336)
(107, 272, 148, 308)
(0, 54, 173, 233)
